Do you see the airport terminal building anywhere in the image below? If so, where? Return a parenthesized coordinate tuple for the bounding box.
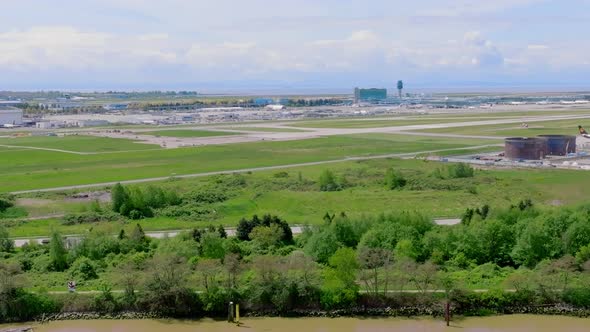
(0, 106, 23, 126)
(354, 88, 387, 103)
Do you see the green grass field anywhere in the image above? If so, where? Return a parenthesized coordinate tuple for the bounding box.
(6, 156, 590, 238)
(0, 134, 492, 192)
(416, 118, 590, 137)
(0, 135, 160, 152)
(140, 129, 239, 137)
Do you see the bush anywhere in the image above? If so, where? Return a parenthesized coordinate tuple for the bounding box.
(0, 226, 14, 252)
(61, 211, 121, 225)
(93, 284, 120, 313)
(273, 171, 289, 178)
(384, 168, 407, 190)
(0, 194, 15, 212)
(319, 169, 341, 192)
(448, 163, 475, 178)
(562, 288, 590, 308)
(157, 203, 214, 220)
(69, 257, 98, 281)
(1, 289, 60, 322)
(236, 214, 293, 244)
(184, 188, 228, 204)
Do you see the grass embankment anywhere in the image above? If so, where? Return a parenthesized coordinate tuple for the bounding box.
(10, 156, 590, 238)
(140, 130, 239, 137)
(0, 134, 492, 192)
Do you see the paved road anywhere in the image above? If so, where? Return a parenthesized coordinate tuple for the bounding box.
(9, 144, 501, 195)
(11, 220, 461, 248)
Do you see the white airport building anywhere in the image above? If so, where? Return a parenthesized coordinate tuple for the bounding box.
(0, 107, 23, 126)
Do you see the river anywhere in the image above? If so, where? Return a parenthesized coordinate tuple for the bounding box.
(2, 315, 590, 332)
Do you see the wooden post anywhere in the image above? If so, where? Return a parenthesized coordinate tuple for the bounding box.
(228, 301, 234, 323)
(235, 303, 240, 325)
(445, 301, 451, 326)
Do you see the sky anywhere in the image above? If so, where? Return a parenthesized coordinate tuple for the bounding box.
(1, 0, 590, 92)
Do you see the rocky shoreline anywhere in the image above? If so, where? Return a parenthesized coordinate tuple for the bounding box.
(31, 304, 590, 322)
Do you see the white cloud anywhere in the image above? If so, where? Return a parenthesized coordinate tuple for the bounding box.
(0, 26, 178, 71)
(527, 44, 549, 50)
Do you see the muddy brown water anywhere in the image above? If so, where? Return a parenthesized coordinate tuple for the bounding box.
(2, 315, 590, 332)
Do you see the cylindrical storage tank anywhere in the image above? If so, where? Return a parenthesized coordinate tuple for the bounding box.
(537, 135, 576, 156)
(505, 137, 547, 160)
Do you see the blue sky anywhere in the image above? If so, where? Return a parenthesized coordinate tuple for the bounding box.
(1, 0, 589, 92)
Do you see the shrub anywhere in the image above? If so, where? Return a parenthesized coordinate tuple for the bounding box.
(384, 168, 407, 190)
(184, 189, 228, 204)
(448, 163, 475, 178)
(273, 171, 289, 178)
(61, 211, 121, 225)
(319, 169, 341, 192)
(0, 194, 15, 212)
(69, 257, 98, 281)
(0, 226, 13, 252)
(562, 288, 590, 308)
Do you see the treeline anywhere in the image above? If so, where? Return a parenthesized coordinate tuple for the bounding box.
(4, 200, 590, 322)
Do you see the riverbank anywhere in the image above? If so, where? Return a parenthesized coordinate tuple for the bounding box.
(26, 303, 590, 323)
(4, 315, 590, 332)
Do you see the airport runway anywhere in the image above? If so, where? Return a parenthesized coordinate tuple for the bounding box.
(87, 113, 590, 148)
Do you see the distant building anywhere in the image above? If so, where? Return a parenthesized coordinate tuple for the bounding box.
(253, 98, 274, 106)
(35, 120, 64, 129)
(103, 103, 129, 111)
(39, 101, 84, 111)
(354, 88, 387, 103)
(0, 107, 23, 126)
(0, 100, 24, 107)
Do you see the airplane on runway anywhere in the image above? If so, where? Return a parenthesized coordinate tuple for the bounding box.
(2, 124, 22, 128)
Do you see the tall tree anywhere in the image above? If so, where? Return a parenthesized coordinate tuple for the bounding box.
(0, 226, 14, 252)
(111, 183, 128, 213)
(49, 231, 68, 271)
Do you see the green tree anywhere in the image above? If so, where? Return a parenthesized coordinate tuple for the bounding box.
(49, 231, 68, 271)
(575, 244, 590, 265)
(0, 225, 14, 252)
(200, 232, 226, 259)
(250, 224, 284, 251)
(69, 257, 98, 281)
(328, 248, 359, 287)
(321, 248, 359, 308)
(564, 220, 590, 255)
(140, 255, 200, 317)
(305, 231, 340, 264)
(511, 219, 553, 268)
(111, 183, 129, 213)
